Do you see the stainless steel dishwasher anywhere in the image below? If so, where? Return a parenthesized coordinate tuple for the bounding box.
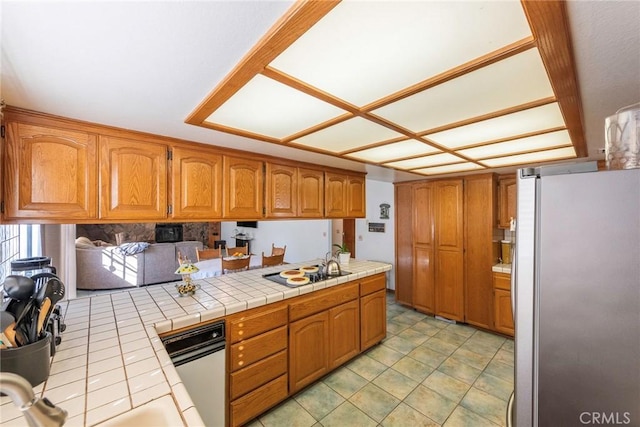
(161, 321, 226, 427)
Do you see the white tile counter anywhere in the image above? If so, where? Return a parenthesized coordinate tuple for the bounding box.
(492, 263, 512, 274)
(0, 259, 391, 427)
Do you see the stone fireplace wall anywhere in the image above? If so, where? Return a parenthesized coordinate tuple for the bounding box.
(77, 223, 211, 246)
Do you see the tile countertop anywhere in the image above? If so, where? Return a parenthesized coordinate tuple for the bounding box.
(492, 263, 512, 273)
(0, 259, 392, 427)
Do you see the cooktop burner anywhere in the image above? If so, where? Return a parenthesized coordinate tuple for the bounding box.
(262, 265, 351, 288)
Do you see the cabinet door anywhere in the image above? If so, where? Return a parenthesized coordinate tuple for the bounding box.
(413, 183, 435, 313)
(265, 163, 297, 218)
(360, 289, 387, 351)
(298, 167, 324, 218)
(498, 176, 516, 228)
(395, 183, 413, 305)
(4, 122, 97, 220)
(347, 175, 365, 217)
(329, 300, 360, 369)
(171, 145, 222, 219)
(434, 180, 464, 321)
(99, 136, 167, 220)
(324, 172, 347, 217)
(289, 311, 330, 393)
(223, 156, 263, 219)
(464, 174, 496, 330)
(494, 289, 514, 336)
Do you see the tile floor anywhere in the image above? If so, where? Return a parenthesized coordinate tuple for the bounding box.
(248, 291, 514, 427)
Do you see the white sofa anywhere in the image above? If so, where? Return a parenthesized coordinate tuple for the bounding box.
(75, 239, 203, 290)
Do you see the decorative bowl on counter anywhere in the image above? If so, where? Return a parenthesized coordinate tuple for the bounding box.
(175, 283, 200, 297)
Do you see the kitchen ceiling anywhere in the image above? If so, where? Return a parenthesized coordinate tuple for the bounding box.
(1, 1, 639, 182)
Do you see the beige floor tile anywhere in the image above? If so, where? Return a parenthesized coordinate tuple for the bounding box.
(443, 405, 500, 427)
(460, 387, 509, 426)
(319, 401, 377, 427)
(404, 384, 458, 425)
(423, 370, 471, 403)
(294, 382, 345, 420)
(322, 367, 369, 399)
(258, 399, 316, 427)
(438, 358, 483, 385)
(349, 383, 401, 422)
(382, 402, 440, 427)
(372, 368, 419, 400)
(391, 356, 435, 383)
(346, 354, 387, 381)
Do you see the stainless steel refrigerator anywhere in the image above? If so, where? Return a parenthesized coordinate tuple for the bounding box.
(508, 163, 640, 427)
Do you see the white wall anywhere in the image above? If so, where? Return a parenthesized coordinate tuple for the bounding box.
(355, 179, 396, 290)
(221, 220, 332, 263)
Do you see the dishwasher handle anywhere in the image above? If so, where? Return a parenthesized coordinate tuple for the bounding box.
(170, 340, 225, 366)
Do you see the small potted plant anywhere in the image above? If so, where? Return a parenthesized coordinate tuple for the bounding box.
(333, 243, 351, 265)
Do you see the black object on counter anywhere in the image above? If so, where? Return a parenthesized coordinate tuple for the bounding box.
(0, 332, 51, 387)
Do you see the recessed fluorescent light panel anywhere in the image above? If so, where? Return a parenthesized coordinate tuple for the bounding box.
(188, 0, 586, 178)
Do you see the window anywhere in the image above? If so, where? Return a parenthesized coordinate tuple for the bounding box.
(0, 224, 42, 281)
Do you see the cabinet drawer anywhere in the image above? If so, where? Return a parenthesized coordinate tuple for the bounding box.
(493, 272, 511, 291)
(289, 282, 359, 322)
(229, 326, 287, 372)
(360, 273, 386, 296)
(228, 304, 288, 344)
(230, 350, 287, 400)
(230, 374, 288, 427)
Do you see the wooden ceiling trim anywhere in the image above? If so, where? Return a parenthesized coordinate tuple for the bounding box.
(362, 37, 537, 113)
(521, 0, 587, 157)
(477, 150, 577, 168)
(473, 143, 574, 161)
(417, 96, 557, 138)
(281, 112, 353, 143)
(196, 121, 282, 144)
(185, 0, 340, 125)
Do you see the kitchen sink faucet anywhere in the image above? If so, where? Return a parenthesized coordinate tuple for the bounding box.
(0, 372, 67, 427)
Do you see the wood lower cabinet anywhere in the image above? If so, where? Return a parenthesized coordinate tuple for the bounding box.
(170, 145, 222, 219)
(493, 272, 514, 336)
(223, 155, 263, 219)
(464, 174, 497, 330)
(360, 273, 387, 351)
(413, 245, 435, 314)
(99, 136, 167, 220)
(289, 311, 330, 393)
(227, 304, 288, 426)
(329, 300, 360, 369)
(227, 274, 387, 425)
(4, 120, 98, 221)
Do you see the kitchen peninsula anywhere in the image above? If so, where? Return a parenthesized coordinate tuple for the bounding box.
(0, 259, 391, 427)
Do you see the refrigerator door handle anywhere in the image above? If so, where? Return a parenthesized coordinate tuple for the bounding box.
(507, 391, 515, 427)
(511, 245, 516, 319)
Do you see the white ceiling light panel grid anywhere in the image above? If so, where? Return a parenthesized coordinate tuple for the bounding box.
(458, 129, 573, 159)
(481, 146, 577, 167)
(384, 152, 464, 170)
(269, 0, 532, 106)
(291, 116, 404, 153)
(412, 162, 485, 176)
(372, 48, 554, 133)
(345, 139, 440, 163)
(204, 74, 345, 139)
(425, 102, 567, 149)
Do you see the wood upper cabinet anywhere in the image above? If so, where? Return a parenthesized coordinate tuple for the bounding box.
(265, 162, 297, 218)
(464, 174, 497, 330)
(324, 172, 347, 217)
(498, 176, 516, 228)
(170, 145, 222, 219)
(325, 172, 366, 218)
(347, 175, 365, 217)
(99, 135, 167, 220)
(289, 311, 330, 393)
(4, 121, 98, 220)
(329, 300, 360, 369)
(434, 179, 464, 321)
(298, 167, 324, 218)
(224, 155, 263, 219)
(394, 183, 414, 306)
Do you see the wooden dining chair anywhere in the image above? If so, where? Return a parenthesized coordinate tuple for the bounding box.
(271, 244, 286, 256)
(261, 252, 284, 268)
(196, 247, 222, 261)
(221, 256, 250, 274)
(225, 246, 248, 257)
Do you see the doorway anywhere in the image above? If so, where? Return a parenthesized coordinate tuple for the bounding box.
(331, 219, 355, 259)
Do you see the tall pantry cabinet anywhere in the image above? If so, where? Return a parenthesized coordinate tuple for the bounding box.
(395, 174, 496, 326)
(396, 179, 464, 321)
